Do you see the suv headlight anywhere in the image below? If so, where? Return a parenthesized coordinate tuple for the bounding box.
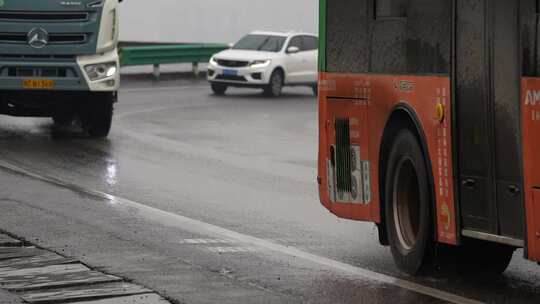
(210, 57, 219, 66)
(84, 62, 117, 81)
(250, 60, 271, 68)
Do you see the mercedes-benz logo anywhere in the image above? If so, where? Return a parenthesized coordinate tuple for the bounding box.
(27, 28, 49, 49)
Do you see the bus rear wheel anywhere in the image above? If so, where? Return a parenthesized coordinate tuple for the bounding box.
(447, 239, 515, 276)
(385, 129, 434, 275)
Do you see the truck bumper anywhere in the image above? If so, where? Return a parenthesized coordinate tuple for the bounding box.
(0, 91, 110, 117)
(0, 49, 120, 92)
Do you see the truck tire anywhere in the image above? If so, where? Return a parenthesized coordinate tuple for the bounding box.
(385, 129, 434, 275)
(211, 83, 227, 95)
(264, 70, 283, 97)
(52, 104, 76, 126)
(82, 92, 114, 138)
(52, 113, 74, 126)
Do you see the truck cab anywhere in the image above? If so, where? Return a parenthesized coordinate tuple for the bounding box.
(0, 0, 121, 138)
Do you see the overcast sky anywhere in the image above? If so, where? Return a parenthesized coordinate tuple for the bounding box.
(119, 0, 318, 43)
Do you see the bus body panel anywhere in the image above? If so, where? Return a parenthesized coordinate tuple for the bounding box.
(522, 77, 540, 262)
(319, 72, 457, 245)
(455, 0, 525, 242)
(318, 0, 540, 264)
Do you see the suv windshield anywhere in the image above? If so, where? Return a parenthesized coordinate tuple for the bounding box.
(233, 35, 286, 52)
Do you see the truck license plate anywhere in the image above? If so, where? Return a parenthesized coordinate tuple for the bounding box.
(23, 79, 55, 89)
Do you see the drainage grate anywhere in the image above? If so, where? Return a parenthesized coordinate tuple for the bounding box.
(0, 233, 171, 304)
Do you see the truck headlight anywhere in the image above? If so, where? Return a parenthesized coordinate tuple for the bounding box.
(84, 62, 117, 81)
(250, 60, 271, 68)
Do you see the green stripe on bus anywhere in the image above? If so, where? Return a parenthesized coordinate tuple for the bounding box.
(318, 0, 326, 72)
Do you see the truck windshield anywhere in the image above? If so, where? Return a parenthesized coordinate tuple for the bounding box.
(233, 35, 286, 52)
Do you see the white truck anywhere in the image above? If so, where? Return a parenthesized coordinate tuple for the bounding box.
(0, 0, 122, 138)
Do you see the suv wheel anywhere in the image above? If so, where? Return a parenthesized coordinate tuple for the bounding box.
(264, 70, 284, 97)
(211, 83, 228, 95)
(312, 84, 318, 96)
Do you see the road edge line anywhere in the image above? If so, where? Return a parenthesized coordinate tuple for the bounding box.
(0, 161, 484, 304)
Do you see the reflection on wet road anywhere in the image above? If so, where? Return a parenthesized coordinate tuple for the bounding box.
(0, 78, 539, 304)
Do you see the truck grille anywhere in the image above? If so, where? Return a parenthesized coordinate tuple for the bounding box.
(0, 33, 25, 43)
(0, 33, 87, 45)
(335, 118, 352, 195)
(1, 66, 77, 78)
(217, 59, 249, 68)
(0, 54, 75, 60)
(49, 34, 88, 44)
(0, 6, 101, 56)
(0, 11, 89, 22)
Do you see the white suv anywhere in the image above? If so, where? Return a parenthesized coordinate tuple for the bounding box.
(208, 31, 318, 97)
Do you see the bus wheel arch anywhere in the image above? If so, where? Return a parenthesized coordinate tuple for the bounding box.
(379, 106, 437, 275)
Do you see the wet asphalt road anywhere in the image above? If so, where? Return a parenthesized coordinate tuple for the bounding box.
(0, 77, 539, 304)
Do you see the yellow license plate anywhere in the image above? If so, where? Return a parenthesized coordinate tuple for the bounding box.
(22, 79, 55, 89)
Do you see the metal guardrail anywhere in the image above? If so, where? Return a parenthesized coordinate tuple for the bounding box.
(119, 42, 229, 79)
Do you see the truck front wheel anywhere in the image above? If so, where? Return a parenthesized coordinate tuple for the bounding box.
(81, 92, 114, 138)
(385, 129, 434, 275)
(52, 112, 74, 126)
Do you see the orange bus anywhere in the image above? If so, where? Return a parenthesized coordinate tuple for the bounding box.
(317, 0, 540, 275)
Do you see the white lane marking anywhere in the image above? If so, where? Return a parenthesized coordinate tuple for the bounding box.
(120, 85, 208, 93)
(207, 247, 257, 254)
(180, 239, 235, 245)
(115, 104, 196, 120)
(180, 239, 255, 254)
(0, 161, 484, 304)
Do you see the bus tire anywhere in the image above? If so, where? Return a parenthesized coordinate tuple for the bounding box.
(81, 92, 114, 138)
(456, 239, 514, 276)
(385, 129, 434, 275)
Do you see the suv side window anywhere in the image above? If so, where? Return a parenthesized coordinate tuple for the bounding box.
(288, 36, 303, 51)
(302, 36, 318, 51)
